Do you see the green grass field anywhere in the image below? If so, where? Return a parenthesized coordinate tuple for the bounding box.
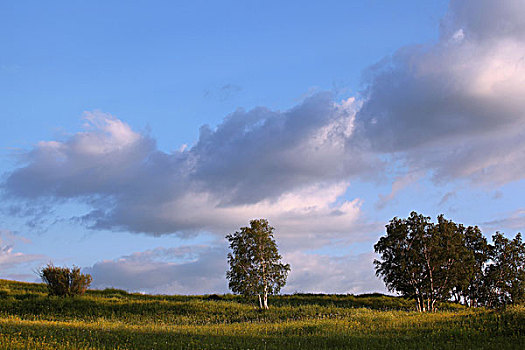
(0, 279, 523, 349)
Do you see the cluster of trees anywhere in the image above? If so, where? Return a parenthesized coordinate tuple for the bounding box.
(374, 212, 525, 312)
(35, 214, 522, 313)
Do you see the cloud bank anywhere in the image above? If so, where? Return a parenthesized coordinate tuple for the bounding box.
(85, 246, 229, 295)
(3, 95, 372, 243)
(85, 245, 385, 295)
(356, 0, 525, 185)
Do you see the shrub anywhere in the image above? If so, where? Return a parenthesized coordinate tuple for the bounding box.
(40, 264, 92, 297)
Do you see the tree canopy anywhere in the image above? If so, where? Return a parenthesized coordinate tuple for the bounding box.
(374, 211, 524, 311)
(483, 232, 525, 307)
(40, 264, 92, 297)
(226, 219, 290, 309)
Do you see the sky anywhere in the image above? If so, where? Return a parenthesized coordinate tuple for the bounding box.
(1, 0, 525, 295)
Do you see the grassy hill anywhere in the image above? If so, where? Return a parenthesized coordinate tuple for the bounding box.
(0, 279, 523, 349)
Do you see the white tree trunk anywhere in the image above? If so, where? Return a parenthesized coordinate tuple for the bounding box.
(258, 294, 263, 309)
(263, 284, 269, 309)
(261, 256, 269, 310)
(416, 295, 422, 312)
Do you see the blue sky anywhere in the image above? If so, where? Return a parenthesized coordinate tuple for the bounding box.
(1, 0, 525, 294)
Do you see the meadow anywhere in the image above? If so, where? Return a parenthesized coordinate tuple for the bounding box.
(0, 279, 523, 349)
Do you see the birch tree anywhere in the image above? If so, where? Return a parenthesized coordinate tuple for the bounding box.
(374, 212, 470, 312)
(226, 219, 290, 309)
(483, 232, 525, 307)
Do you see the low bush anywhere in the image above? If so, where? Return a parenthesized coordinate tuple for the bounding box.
(40, 264, 92, 297)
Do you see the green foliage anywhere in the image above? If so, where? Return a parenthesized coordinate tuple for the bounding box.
(40, 264, 92, 297)
(483, 232, 525, 307)
(375, 212, 524, 311)
(373, 212, 464, 311)
(226, 219, 290, 309)
(0, 279, 523, 349)
(455, 225, 491, 307)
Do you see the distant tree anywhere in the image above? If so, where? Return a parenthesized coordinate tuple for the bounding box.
(40, 264, 92, 297)
(483, 232, 525, 307)
(226, 219, 290, 309)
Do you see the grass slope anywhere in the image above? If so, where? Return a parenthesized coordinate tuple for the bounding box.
(0, 279, 523, 349)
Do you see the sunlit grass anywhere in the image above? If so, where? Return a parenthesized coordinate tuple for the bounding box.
(0, 279, 523, 349)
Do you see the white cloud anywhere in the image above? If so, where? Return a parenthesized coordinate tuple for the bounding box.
(4, 111, 156, 199)
(283, 250, 386, 294)
(0, 230, 44, 278)
(85, 246, 228, 294)
(356, 0, 525, 185)
(85, 245, 385, 295)
(3, 94, 374, 241)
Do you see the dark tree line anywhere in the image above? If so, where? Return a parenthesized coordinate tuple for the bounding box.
(374, 212, 524, 312)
